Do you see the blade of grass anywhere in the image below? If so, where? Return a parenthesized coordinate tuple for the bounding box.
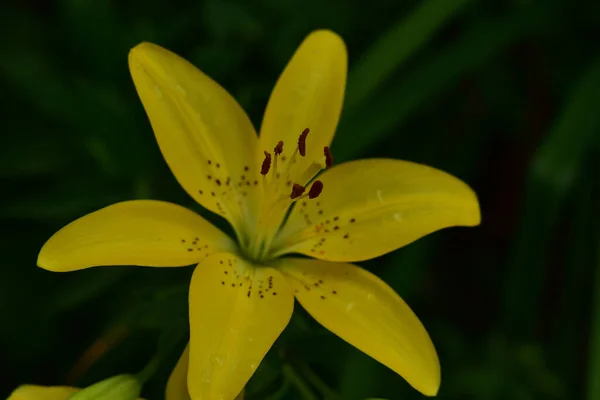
(503, 57, 600, 337)
(554, 170, 597, 397)
(283, 364, 318, 400)
(345, 0, 472, 111)
(336, 11, 531, 162)
(46, 268, 132, 317)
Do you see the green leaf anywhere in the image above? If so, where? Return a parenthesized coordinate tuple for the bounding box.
(553, 171, 598, 396)
(46, 268, 132, 316)
(344, 0, 472, 111)
(124, 283, 190, 330)
(503, 57, 600, 337)
(70, 375, 141, 400)
(336, 12, 531, 161)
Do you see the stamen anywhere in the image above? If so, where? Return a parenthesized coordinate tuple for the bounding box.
(324, 146, 334, 168)
(273, 141, 284, 179)
(308, 180, 323, 199)
(282, 128, 309, 181)
(250, 129, 330, 261)
(298, 128, 309, 157)
(296, 162, 324, 189)
(261, 151, 272, 175)
(274, 141, 284, 155)
(290, 183, 306, 199)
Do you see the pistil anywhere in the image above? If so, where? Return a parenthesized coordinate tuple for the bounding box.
(247, 128, 332, 261)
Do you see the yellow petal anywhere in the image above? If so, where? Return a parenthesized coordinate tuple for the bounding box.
(188, 253, 294, 400)
(279, 258, 440, 396)
(38, 200, 234, 272)
(165, 346, 245, 400)
(8, 385, 78, 400)
(272, 158, 480, 262)
(129, 42, 259, 234)
(166, 344, 191, 400)
(258, 30, 347, 185)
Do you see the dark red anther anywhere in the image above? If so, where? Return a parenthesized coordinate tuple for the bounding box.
(274, 141, 284, 155)
(324, 146, 334, 168)
(290, 183, 306, 199)
(308, 180, 323, 199)
(298, 128, 309, 157)
(261, 151, 272, 175)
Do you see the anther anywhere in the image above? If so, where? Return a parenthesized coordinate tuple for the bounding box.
(308, 180, 323, 199)
(298, 128, 309, 157)
(274, 141, 284, 155)
(324, 146, 334, 168)
(261, 151, 272, 175)
(290, 183, 306, 199)
(273, 141, 284, 178)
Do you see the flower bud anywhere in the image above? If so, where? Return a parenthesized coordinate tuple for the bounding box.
(8, 385, 77, 400)
(69, 375, 141, 400)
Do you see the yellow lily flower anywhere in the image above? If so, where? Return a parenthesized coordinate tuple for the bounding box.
(38, 30, 480, 399)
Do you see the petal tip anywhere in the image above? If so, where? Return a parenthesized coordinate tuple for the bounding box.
(421, 376, 441, 397)
(129, 41, 156, 56)
(423, 387, 440, 397)
(452, 177, 481, 228)
(37, 245, 55, 272)
(37, 236, 71, 272)
(305, 29, 347, 53)
(128, 42, 167, 72)
(37, 252, 64, 272)
(412, 363, 440, 397)
(406, 345, 441, 397)
(307, 29, 343, 40)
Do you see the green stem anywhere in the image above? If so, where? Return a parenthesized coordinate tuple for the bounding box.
(283, 364, 318, 400)
(264, 379, 291, 400)
(137, 327, 186, 384)
(136, 352, 162, 384)
(295, 361, 341, 400)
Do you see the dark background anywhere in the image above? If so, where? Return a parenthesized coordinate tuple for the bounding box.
(1, 0, 599, 399)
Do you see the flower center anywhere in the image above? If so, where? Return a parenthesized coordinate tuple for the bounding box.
(244, 128, 332, 261)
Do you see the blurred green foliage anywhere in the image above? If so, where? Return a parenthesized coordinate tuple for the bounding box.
(1, 0, 599, 399)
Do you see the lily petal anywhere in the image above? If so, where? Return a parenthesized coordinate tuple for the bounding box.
(129, 43, 259, 235)
(272, 159, 480, 262)
(188, 253, 293, 400)
(258, 30, 347, 186)
(166, 345, 245, 400)
(38, 200, 234, 272)
(167, 344, 191, 400)
(279, 257, 440, 396)
(8, 385, 78, 400)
